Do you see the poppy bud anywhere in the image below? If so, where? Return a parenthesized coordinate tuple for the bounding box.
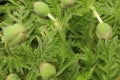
(96, 23, 112, 39)
(34, 2, 50, 17)
(6, 73, 21, 80)
(3, 23, 27, 46)
(39, 62, 56, 80)
(61, 0, 76, 7)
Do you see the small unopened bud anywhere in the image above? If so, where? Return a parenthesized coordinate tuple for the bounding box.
(61, 0, 76, 7)
(6, 73, 21, 80)
(96, 23, 112, 40)
(34, 2, 50, 17)
(39, 62, 56, 80)
(3, 23, 27, 46)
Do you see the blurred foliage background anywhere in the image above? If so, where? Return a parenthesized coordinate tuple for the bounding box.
(0, 0, 120, 80)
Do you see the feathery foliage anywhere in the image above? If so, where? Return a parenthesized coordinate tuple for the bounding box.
(0, 0, 120, 80)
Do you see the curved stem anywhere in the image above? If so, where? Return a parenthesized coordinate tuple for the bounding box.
(47, 13, 62, 30)
(90, 6, 103, 23)
(47, 13, 66, 44)
(47, 13, 56, 22)
(47, 13, 66, 43)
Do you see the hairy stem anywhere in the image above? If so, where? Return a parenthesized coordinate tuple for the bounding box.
(47, 13, 62, 30)
(90, 6, 103, 23)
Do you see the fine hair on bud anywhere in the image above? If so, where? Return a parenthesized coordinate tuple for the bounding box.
(61, 0, 76, 7)
(34, 2, 50, 17)
(6, 73, 21, 80)
(3, 23, 27, 46)
(39, 62, 56, 80)
(96, 23, 112, 40)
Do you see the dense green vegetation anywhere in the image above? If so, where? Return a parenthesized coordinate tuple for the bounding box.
(0, 0, 120, 80)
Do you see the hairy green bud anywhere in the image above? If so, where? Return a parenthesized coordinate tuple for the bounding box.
(96, 23, 112, 39)
(61, 0, 76, 7)
(34, 2, 50, 17)
(39, 62, 56, 80)
(6, 73, 21, 80)
(3, 23, 27, 46)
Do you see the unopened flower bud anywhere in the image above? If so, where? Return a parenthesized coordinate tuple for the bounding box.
(6, 73, 21, 80)
(61, 0, 76, 7)
(34, 2, 50, 17)
(39, 62, 56, 80)
(3, 23, 27, 46)
(96, 23, 112, 39)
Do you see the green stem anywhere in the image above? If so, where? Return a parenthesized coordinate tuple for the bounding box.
(47, 13, 66, 44)
(90, 6, 103, 23)
(47, 13, 62, 30)
(47, 13, 56, 22)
